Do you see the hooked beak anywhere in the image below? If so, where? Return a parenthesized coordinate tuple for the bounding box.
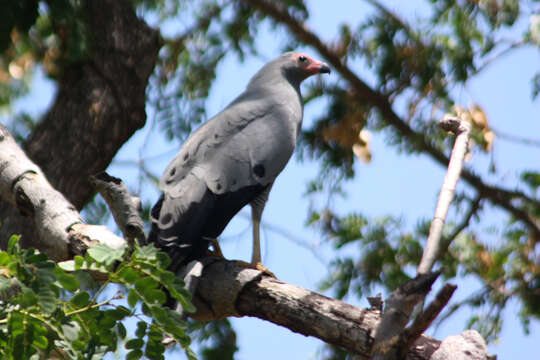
(306, 60, 331, 75)
(318, 63, 331, 74)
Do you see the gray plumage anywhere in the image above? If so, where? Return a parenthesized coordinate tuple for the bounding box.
(149, 52, 330, 270)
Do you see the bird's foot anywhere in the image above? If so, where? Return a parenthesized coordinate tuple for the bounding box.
(204, 238, 224, 258)
(233, 260, 276, 278)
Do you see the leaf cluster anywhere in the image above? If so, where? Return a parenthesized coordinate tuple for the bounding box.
(0, 235, 196, 360)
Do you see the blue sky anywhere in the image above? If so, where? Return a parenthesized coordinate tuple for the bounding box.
(5, 1, 540, 359)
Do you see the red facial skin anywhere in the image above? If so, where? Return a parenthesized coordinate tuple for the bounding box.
(293, 53, 331, 75)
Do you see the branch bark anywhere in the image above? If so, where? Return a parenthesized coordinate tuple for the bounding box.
(186, 258, 488, 360)
(0, 125, 124, 260)
(418, 116, 471, 275)
(0, 0, 160, 250)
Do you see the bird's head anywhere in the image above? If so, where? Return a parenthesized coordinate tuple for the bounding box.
(280, 52, 331, 83)
(247, 52, 330, 91)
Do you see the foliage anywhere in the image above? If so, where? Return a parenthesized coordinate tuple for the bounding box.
(188, 319, 239, 360)
(0, 235, 196, 360)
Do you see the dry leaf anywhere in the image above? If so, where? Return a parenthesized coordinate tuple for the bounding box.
(352, 129, 372, 163)
(321, 110, 371, 163)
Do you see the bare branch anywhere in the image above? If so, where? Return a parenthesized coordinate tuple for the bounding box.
(418, 115, 471, 275)
(91, 172, 146, 245)
(186, 258, 477, 359)
(493, 127, 540, 147)
(442, 196, 482, 250)
(0, 125, 124, 260)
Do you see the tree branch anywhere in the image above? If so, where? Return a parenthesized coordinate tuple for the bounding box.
(399, 284, 457, 358)
(370, 272, 440, 360)
(185, 258, 487, 360)
(418, 116, 471, 275)
(0, 0, 161, 250)
(90, 172, 146, 245)
(243, 0, 540, 237)
(0, 125, 124, 260)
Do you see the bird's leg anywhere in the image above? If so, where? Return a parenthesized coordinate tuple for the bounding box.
(251, 217, 262, 265)
(231, 188, 275, 276)
(248, 206, 275, 277)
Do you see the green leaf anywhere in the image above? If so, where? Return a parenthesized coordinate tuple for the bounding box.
(127, 289, 140, 308)
(116, 266, 140, 284)
(36, 283, 57, 314)
(58, 260, 76, 272)
(87, 244, 125, 266)
(74, 255, 85, 269)
(135, 321, 147, 338)
(26, 253, 49, 265)
(126, 349, 143, 360)
(62, 321, 81, 342)
(125, 338, 143, 350)
(54, 268, 79, 292)
(18, 285, 38, 308)
(117, 322, 127, 340)
(8, 235, 20, 254)
(70, 292, 90, 308)
(33, 334, 48, 349)
(134, 277, 163, 304)
(0, 252, 12, 266)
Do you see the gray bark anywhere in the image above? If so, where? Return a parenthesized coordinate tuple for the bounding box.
(186, 258, 489, 360)
(0, 125, 124, 260)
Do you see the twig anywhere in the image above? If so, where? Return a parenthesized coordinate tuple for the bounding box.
(442, 195, 482, 251)
(90, 172, 146, 245)
(417, 115, 471, 275)
(493, 128, 540, 148)
(398, 283, 457, 358)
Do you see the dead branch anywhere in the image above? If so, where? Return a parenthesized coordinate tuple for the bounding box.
(418, 115, 471, 275)
(91, 172, 146, 244)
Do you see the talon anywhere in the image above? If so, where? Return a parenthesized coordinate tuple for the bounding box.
(254, 262, 276, 278)
(233, 260, 276, 278)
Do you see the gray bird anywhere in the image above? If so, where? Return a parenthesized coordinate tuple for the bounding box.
(148, 52, 330, 273)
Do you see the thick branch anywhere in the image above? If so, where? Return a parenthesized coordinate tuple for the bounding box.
(0, 0, 161, 249)
(243, 0, 540, 237)
(187, 258, 487, 360)
(0, 125, 124, 260)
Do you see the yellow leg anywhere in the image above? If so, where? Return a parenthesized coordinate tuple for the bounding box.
(234, 259, 275, 277)
(251, 218, 261, 265)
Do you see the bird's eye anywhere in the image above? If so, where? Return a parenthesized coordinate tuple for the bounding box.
(299, 56, 307, 63)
